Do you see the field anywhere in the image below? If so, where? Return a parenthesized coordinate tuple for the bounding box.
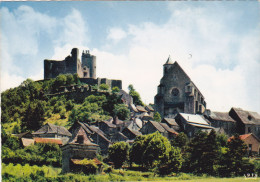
(1, 163, 259, 182)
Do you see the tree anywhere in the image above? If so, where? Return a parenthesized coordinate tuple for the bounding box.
(108, 142, 130, 168)
(158, 146, 183, 175)
(128, 84, 144, 106)
(68, 95, 109, 125)
(220, 134, 248, 176)
(129, 135, 147, 166)
(99, 83, 109, 91)
(171, 132, 188, 149)
(187, 130, 208, 173)
(22, 101, 45, 131)
(113, 104, 130, 120)
(153, 112, 161, 122)
(203, 130, 220, 175)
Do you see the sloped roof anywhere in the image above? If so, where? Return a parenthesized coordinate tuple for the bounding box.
(21, 138, 34, 147)
(179, 113, 209, 126)
(135, 118, 143, 128)
(89, 125, 112, 143)
(32, 123, 72, 136)
(231, 107, 260, 125)
(34, 138, 62, 145)
(187, 123, 214, 129)
(13, 132, 32, 139)
(136, 105, 147, 112)
(163, 118, 179, 126)
(145, 105, 154, 112)
(159, 123, 178, 135)
(130, 104, 138, 112)
(126, 127, 142, 136)
(228, 133, 260, 142)
(210, 112, 235, 122)
(149, 121, 166, 133)
(113, 117, 124, 125)
(240, 133, 260, 142)
(102, 121, 117, 128)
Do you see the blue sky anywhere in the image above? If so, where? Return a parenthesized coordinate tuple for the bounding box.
(1, 1, 259, 113)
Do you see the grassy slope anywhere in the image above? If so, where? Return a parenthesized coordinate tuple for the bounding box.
(1, 163, 258, 182)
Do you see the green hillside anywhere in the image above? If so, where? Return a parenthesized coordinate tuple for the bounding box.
(1, 73, 129, 134)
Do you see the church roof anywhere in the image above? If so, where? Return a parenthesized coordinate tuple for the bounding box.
(179, 113, 209, 126)
(165, 55, 173, 64)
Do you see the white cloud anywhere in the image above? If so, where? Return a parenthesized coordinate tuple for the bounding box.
(1, 6, 88, 93)
(54, 9, 88, 46)
(94, 3, 260, 113)
(107, 27, 127, 43)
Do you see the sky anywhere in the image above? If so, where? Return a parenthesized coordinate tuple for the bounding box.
(1, 1, 260, 113)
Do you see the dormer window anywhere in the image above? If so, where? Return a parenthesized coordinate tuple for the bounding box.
(76, 135, 84, 144)
(248, 115, 252, 121)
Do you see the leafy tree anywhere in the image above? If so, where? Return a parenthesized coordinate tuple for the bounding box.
(158, 146, 182, 175)
(171, 132, 188, 149)
(99, 83, 109, 91)
(216, 133, 228, 147)
(187, 130, 208, 173)
(143, 132, 172, 168)
(65, 100, 74, 111)
(112, 86, 120, 93)
(68, 95, 109, 124)
(153, 112, 161, 122)
(113, 104, 130, 120)
(66, 74, 74, 85)
(203, 130, 220, 175)
(21, 101, 45, 131)
(128, 84, 144, 106)
(220, 134, 248, 176)
(108, 142, 130, 168)
(129, 135, 147, 166)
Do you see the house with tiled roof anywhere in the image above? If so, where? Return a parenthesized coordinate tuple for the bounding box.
(229, 107, 260, 138)
(122, 127, 142, 140)
(69, 121, 112, 154)
(140, 120, 168, 138)
(175, 113, 213, 137)
(62, 122, 99, 173)
(34, 138, 63, 145)
(206, 111, 236, 136)
(32, 123, 72, 144)
(162, 118, 180, 131)
(229, 133, 260, 156)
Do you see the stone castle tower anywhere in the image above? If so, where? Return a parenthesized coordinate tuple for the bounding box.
(44, 48, 96, 79)
(154, 56, 207, 118)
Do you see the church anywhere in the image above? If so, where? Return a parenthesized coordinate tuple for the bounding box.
(154, 56, 207, 118)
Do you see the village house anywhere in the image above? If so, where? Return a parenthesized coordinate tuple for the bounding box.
(206, 111, 236, 136)
(145, 105, 155, 117)
(229, 107, 260, 138)
(69, 121, 112, 154)
(140, 120, 170, 138)
(32, 123, 72, 144)
(98, 120, 117, 136)
(122, 127, 142, 140)
(61, 123, 100, 173)
(174, 113, 213, 137)
(229, 133, 260, 156)
(161, 118, 180, 131)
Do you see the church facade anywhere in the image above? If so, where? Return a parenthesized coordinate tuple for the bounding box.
(154, 57, 207, 118)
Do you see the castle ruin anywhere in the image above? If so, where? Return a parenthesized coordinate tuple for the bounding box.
(44, 48, 122, 89)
